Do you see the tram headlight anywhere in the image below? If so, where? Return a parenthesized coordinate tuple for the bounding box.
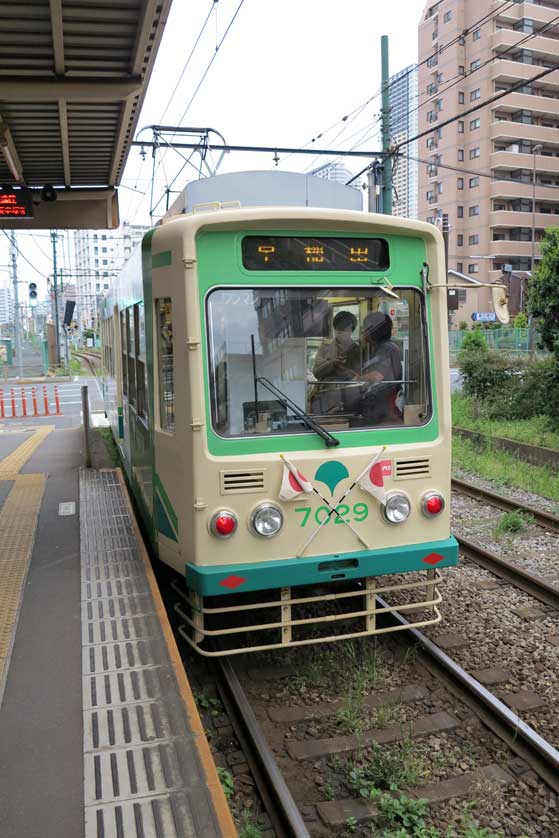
(382, 493, 411, 524)
(250, 503, 284, 538)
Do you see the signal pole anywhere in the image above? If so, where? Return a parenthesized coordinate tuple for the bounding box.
(51, 230, 61, 366)
(9, 231, 23, 374)
(380, 35, 392, 215)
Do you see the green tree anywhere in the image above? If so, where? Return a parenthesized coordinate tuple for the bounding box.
(527, 227, 559, 354)
(512, 312, 528, 329)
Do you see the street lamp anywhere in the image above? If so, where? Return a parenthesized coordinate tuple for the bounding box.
(531, 143, 543, 278)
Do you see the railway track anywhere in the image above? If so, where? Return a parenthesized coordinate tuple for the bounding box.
(173, 602, 559, 836)
(451, 478, 559, 611)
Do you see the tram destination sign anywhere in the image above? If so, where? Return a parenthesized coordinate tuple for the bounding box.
(242, 236, 389, 271)
(0, 189, 34, 219)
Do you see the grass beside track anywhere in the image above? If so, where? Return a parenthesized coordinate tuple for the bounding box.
(452, 393, 559, 451)
(452, 435, 559, 505)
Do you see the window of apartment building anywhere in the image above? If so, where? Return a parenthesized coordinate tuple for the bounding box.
(432, 28, 438, 40)
(426, 190, 435, 202)
(458, 92, 464, 104)
(457, 234, 464, 246)
(469, 176, 480, 187)
(458, 120, 464, 133)
(427, 136, 437, 150)
(470, 59, 481, 71)
(458, 65, 465, 75)
(513, 18, 535, 34)
(457, 262, 463, 272)
(469, 205, 480, 217)
(510, 227, 532, 241)
(426, 216, 435, 224)
(457, 178, 464, 189)
(469, 147, 480, 159)
(428, 82, 438, 96)
(470, 88, 480, 101)
(473, 28, 481, 41)
(95, 283, 100, 292)
(443, 9, 452, 22)
(468, 234, 479, 245)
(436, 127, 443, 138)
(101, 235, 107, 240)
(427, 55, 438, 68)
(470, 118, 480, 130)
(427, 110, 437, 123)
(435, 98, 443, 112)
(102, 259, 108, 265)
(511, 198, 533, 212)
(468, 264, 480, 273)
(94, 246, 98, 254)
(457, 206, 464, 218)
(512, 110, 533, 125)
(437, 181, 443, 194)
(512, 49, 534, 65)
(458, 149, 464, 161)
(102, 247, 108, 253)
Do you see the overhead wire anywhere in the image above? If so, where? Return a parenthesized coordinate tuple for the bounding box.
(283, 0, 515, 169)
(1, 229, 48, 278)
(401, 11, 559, 134)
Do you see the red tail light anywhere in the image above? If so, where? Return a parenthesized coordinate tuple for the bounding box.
(422, 492, 445, 516)
(210, 510, 238, 538)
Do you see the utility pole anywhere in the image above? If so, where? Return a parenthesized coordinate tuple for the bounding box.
(9, 231, 22, 375)
(380, 35, 392, 215)
(51, 230, 61, 366)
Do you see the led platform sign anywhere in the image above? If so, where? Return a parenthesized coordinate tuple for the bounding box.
(0, 189, 34, 219)
(242, 236, 389, 271)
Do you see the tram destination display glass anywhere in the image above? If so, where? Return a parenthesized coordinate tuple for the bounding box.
(242, 236, 389, 271)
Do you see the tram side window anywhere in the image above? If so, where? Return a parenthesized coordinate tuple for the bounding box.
(126, 307, 136, 406)
(135, 303, 148, 420)
(120, 311, 128, 396)
(156, 298, 175, 432)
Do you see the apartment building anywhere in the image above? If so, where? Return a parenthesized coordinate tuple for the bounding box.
(73, 221, 149, 330)
(0, 286, 13, 325)
(390, 65, 419, 218)
(418, 0, 559, 322)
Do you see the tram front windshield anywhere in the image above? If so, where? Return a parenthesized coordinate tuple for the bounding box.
(206, 287, 431, 438)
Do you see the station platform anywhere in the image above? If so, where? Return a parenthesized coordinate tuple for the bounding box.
(0, 425, 236, 838)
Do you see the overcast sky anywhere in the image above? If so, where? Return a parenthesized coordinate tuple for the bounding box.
(1, 0, 427, 297)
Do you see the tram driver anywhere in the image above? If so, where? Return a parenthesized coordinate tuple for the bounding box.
(356, 311, 403, 424)
(310, 310, 361, 416)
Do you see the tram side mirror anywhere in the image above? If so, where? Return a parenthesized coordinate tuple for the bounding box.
(491, 285, 510, 325)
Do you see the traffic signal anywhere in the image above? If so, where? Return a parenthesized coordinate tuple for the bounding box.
(28, 282, 38, 306)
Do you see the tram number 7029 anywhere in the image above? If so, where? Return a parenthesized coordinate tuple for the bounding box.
(294, 503, 369, 527)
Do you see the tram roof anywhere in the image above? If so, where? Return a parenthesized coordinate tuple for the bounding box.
(0, 0, 172, 229)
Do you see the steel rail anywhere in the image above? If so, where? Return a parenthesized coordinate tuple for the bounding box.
(213, 657, 310, 838)
(456, 533, 559, 611)
(452, 477, 559, 534)
(378, 596, 559, 794)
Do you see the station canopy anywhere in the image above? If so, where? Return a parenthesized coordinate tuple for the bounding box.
(0, 0, 172, 229)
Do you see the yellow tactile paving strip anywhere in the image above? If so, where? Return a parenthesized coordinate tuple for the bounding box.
(0, 426, 54, 480)
(0, 474, 46, 686)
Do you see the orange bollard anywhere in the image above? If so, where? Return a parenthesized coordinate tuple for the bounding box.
(32, 387, 38, 417)
(0, 387, 4, 419)
(21, 387, 27, 417)
(10, 388, 16, 418)
(43, 385, 49, 416)
(54, 385, 61, 416)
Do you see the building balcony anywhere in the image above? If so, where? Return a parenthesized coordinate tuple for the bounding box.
(490, 210, 559, 228)
(488, 240, 541, 258)
(492, 58, 559, 88)
(492, 29, 559, 61)
(492, 0, 559, 25)
(491, 120, 559, 145)
(491, 179, 559, 201)
(492, 91, 559, 117)
(491, 150, 559, 173)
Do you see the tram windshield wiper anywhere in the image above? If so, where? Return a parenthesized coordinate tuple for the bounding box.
(256, 376, 340, 448)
